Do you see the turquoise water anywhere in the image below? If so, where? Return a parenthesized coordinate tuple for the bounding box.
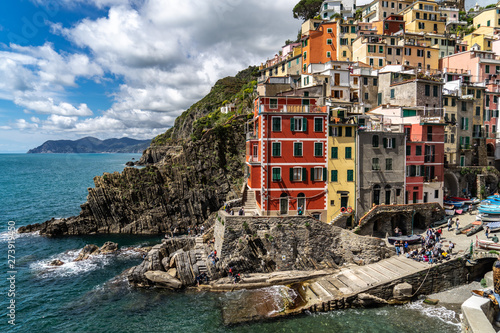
(0, 154, 460, 332)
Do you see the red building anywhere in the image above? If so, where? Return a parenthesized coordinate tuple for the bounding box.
(246, 96, 328, 221)
(405, 122, 445, 204)
(381, 15, 405, 35)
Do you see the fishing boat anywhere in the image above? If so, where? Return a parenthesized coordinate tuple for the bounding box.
(443, 204, 455, 210)
(487, 222, 500, 233)
(476, 237, 500, 250)
(387, 234, 421, 245)
(466, 224, 483, 236)
(478, 214, 500, 222)
(447, 197, 474, 204)
(478, 205, 500, 214)
(444, 201, 464, 208)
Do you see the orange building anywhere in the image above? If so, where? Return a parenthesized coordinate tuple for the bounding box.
(301, 21, 338, 73)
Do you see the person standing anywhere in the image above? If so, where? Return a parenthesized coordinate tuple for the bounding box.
(447, 218, 452, 232)
(455, 218, 460, 230)
(486, 226, 490, 239)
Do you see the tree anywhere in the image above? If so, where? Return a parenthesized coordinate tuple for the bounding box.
(293, 0, 324, 21)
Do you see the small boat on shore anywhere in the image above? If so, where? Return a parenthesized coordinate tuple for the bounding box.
(466, 224, 483, 236)
(487, 222, 500, 233)
(387, 235, 421, 245)
(478, 214, 500, 222)
(476, 238, 500, 250)
(478, 205, 500, 214)
(443, 204, 455, 210)
(445, 201, 464, 208)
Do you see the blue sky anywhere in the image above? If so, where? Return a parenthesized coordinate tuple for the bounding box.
(0, 0, 301, 152)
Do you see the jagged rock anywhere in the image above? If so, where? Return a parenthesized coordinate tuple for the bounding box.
(49, 259, 64, 266)
(125, 161, 134, 166)
(167, 268, 177, 277)
(17, 69, 257, 238)
(161, 257, 170, 271)
(74, 244, 100, 261)
(100, 241, 119, 254)
(144, 271, 182, 289)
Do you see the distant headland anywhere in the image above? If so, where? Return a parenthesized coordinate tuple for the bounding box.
(27, 136, 151, 154)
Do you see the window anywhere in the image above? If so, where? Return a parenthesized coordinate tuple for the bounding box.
(372, 135, 379, 147)
(272, 168, 281, 181)
(369, 58, 374, 66)
(294, 142, 303, 156)
(314, 142, 323, 157)
(425, 85, 430, 96)
(416, 145, 422, 156)
(272, 142, 281, 157)
(272, 117, 281, 131)
(388, 47, 392, 55)
(486, 65, 490, 74)
(383, 137, 396, 148)
(314, 118, 323, 132)
(379, 46, 383, 53)
(363, 77, 368, 85)
(435, 190, 439, 199)
(433, 85, 438, 97)
(373, 78, 378, 86)
(364, 92, 369, 100)
(342, 51, 346, 57)
(345, 127, 352, 137)
(406, 145, 411, 155)
(372, 158, 380, 170)
(327, 39, 332, 45)
(327, 28, 332, 33)
(326, 51, 331, 58)
(270, 98, 278, 109)
(290, 167, 305, 181)
(345, 147, 352, 159)
(311, 167, 326, 181)
(303, 51, 307, 60)
(396, 48, 401, 56)
(331, 147, 338, 159)
(461, 101, 466, 111)
(390, 89, 395, 99)
(347, 170, 354, 182)
(379, 59, 383, 67)
(444, 98, 448, 106)
(386, 158, 392, 171)
(477, 90, 481, 99)
(291, 117, 307, 131)
(331, 170, 338, 182)
(476, 107, 480, 116)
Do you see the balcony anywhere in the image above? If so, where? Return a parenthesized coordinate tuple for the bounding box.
(261, 105, 325, 113)
(248, 155, 260, 163)
(246, 132, 257, 140)
(460, 144, 471, 150)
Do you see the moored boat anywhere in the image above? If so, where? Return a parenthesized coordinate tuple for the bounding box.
(444, 201, 464, 208)
(387, 235, 421, 245)
(476, 238, 500, 250)
(478, 214, 500, 222)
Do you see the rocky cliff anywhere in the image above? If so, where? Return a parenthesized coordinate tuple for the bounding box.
(19, 67, 258, 236)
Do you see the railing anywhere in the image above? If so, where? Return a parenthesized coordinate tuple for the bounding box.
(262, 105, 325, 113)
(248, 155, 260, 163)
(460, 144, 472, 150)
(246, 132, 257, 140)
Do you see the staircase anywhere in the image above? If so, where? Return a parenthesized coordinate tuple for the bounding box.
(194, 236, 209, 275)
(243, 189, 258, 216)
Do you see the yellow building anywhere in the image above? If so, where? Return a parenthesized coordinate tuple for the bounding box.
(352, 35, 388, 69)
(401, 39, 440, 70)
(336, 18, 357, 62)
(327, 122, 356, 226)
(463, 27, 498, 51)
(473, 5, 500, 29)
(402, 0, 445, 34)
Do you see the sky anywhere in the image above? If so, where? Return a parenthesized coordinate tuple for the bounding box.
(0, 0, 305, 153)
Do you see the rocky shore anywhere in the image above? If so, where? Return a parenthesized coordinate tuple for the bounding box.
(125, 216, 391, 291)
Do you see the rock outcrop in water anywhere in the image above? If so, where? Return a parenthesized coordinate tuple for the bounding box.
(18, 67, 258, 237)
(74, 241, 119, 261)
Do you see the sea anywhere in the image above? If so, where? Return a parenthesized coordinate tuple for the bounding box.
(0, 153, 461, 332)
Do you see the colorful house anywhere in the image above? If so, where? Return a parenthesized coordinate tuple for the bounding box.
(302, 21, 338, 73)
(246, 93, 328, 221)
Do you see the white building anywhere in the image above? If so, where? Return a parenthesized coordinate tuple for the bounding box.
(319, 0, 357, 20)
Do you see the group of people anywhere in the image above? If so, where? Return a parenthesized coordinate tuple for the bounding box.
(208, 249, 219, 265)
(187, 225, 205, 236)
(195, 272, 209, 286)
(223, 205, 245, 216)
(447, 217, 460, 232)
(395, 227, 454, 264)
(228, 267, 241, 284)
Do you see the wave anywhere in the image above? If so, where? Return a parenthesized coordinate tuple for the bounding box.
(29, 246, 141, 279)
(0, 229, 40, 242)
(404, 300, 461, 327)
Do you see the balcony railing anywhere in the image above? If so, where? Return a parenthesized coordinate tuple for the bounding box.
(460, 144, 471, 150)
(246, 132, 257, 140)
(261, 105, 325, 113)
(248, 156, 260, 163)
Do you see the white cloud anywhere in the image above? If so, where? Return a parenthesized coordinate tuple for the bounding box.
(6, 0, 301, 146)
